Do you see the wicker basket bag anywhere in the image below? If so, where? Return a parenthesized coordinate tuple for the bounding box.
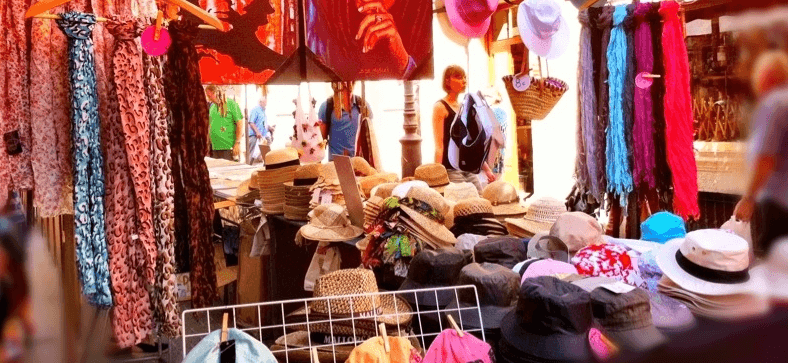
(503, 57, 567, 120)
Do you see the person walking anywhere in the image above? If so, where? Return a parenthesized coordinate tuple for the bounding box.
(247, 91, 273, 164)
(206, 85, 243, 161)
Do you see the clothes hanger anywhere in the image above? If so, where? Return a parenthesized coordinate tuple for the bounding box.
(25, 0, 225, 31)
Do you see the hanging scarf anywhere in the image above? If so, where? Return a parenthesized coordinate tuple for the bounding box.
(606, 6, 633, 204)
(633, 3, 657, 189)
(624, 5, 636, 183)
(574, 10, 594, 198)
(165, 20, 218, 308)
(57, 12, 113, 308)
(660, 1, 699, 220)
(594, 7, 614, 204)
(650, 3, 673, 208)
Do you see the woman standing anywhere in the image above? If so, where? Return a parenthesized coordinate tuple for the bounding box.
(205, 85, 244, 161)
(432, 65, 495, 191)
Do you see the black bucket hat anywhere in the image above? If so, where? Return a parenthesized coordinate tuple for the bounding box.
(399, 248, 471, 307)
(590, 287, 666, 352)
(500, 276, 593, 363)
(446, 262, 520, 330)
(473, 236, 528, 269)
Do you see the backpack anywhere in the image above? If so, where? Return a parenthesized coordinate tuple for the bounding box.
(447, 91, 495, 174)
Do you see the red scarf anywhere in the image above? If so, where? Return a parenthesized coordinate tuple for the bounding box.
(660, 1, 699, 220)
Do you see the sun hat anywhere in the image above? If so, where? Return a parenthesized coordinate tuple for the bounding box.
(283, 164, 322, 220)
(657, 275, 770, 320)
(296, 204, 364, 243)
(256, 165, 300, 215)
(521, 258, 577, 283)
(359, 173, 398, 198)
(452, 197, 494, 218)
(351, 156, 378, 176)
(424, 329, 494, 363)
(363, 196, 385, 229)
(450, 198, 509, 237)
(444, 0, 498, 38)
(517, 0, 570, 60)
(656, 229, 765, 296)
(443, 182, 480, 203)
(590, 287, 666, 352)
(445, 262, 520, 330)
(527, 231, 570, 262)
(572, 243, 645, 288)
(550, 212, 606, 254)
(263, 147, 301, 169)
(311, 162, 341, 190)
(292, 163, 322, 185)
(399, 187, 456, 248)
(414, 163, 451, 193)
(473, 236, 528, 269)
(183, 328, 277, 363)
(287, 269, 413, 337)
(504, 196, 567, 237)
(513, 257, 540, 277)
(370, 182, 398, 199)
(345, 336, 417, 363)
(641, 212, 686, 243)
(481, 181, 526, 217)
(500, 276, 593, 363)
(391, 180, 429, 198)
(399, 248, 471, 307)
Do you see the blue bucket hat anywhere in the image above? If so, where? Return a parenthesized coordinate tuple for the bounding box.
(640, 212, 686, 244)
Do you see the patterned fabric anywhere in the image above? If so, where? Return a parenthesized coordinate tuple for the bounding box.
(56, 12, 112, 308)
(571, 243, 645, 288)
(164, 20, 217, 308)
(1, 0, 35, 211)
(143, 37, 182, 337)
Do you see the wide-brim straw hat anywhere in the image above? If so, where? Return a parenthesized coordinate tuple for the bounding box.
(364, 196, 385, 229)
(351, 157, 378, 176)
(370, 182, 398, 199)
(397, 187, 456, 247)
(414, 163, 451, 193)
(360, 173, 398, 199)
(482, 181, 527, 216)
(298, 204, 364, 242)
(312, 162, 341, 190)
(443, 182, 480, 203)
(452, 197, 494, 218)
(287, 269, 413, 336)
(505, 196, 567, 235)
(263, 147, 301, 169)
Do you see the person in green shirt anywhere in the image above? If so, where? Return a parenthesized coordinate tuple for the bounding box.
(205, 85, 244, 160)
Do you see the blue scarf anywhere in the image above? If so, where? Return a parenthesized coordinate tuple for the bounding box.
(606, 5, 633, 206)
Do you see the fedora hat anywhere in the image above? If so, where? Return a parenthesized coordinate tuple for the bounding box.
(297, 204, 363, 243)
(656, 229, 765, 296)
(590, 287, 666, 352)
(351, 156, 378, 176)
(482, 181, 526, 217)
(399, 248, 471, 307)
(414, 163, 451, 193)
(444, 0, 499, 38)
(518, 0, 570, 59)
(444, 182, 480, 203)
(287, 269, 412, 337)
(445, 262, 520, 330)
(505, 197, 567, 237)
(500, 276, 593, 363)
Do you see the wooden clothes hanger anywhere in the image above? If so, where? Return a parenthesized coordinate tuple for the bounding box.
(25, 0, 225, 31)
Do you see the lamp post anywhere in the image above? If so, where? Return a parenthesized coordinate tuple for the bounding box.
(400, 81, 422, 177)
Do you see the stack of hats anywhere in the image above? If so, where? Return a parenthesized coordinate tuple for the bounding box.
(656, 229, 769, 320)
(505, 196, 567, 237)
(499, 276, 593, 363)
(481, 181, 526, 222)
(275, 269, 413, 362)
(363, 182, 398, 229)
(449, 198, 508, 237)
(309, 162, 362, 208)
(283, 163, 321, 221)
(252, 148, 301, 214)
(414, 163, 451, 194)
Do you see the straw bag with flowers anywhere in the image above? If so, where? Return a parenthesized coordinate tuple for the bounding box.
(503, 56, 567, 120)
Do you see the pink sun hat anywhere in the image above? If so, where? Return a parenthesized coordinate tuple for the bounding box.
(445, 0, 499, 38)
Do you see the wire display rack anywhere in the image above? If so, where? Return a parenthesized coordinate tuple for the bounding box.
(182, 285, 485, 362)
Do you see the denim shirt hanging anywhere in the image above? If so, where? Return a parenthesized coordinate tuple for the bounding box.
(56, 12, 112, 308)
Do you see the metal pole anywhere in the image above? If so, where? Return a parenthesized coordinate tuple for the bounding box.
(400, 81, 422, 177)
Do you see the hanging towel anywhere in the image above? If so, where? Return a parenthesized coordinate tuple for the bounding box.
(574, 10, 593, 197)
(165, 20, 218, 308)
(56, 12, 113, 308)
(593, 7, 614, 204)
(660, 1, 700, 220)
(606, 6, 634, 205)
(633, 3, 657, 189)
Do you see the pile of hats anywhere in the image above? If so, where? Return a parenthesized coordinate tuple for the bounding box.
(505, 196, 567, 238)
(363, 182, 397, 229)
(309, 162, 362, 208)
(481, 181, 526, 222)
(655, 229, 769, 320)
(449, 198, 508, 237)
(252, 148, 301, 214)
(275, 269, 413, 362)
(414, 163, 451, 194)
(283, 163, 321, 221)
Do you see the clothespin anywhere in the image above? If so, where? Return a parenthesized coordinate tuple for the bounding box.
(154, 10, 164, 41)
(446, 314, 465, 337)
(378, 323, 390, 352)
(311, 347, 320, 363)
(221, 313, 229, 343)
(642, 74, 661, 79)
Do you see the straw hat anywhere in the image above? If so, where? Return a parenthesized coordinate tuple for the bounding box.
(370, 182, 398, 199)
(363, 196, 386, 229)
(453, 198, 494, 218)
(351, 157, 378, 176)
(482, 181, 526, 216)
(263, 147, 300, 169)
(286, 269, 413, 337)
(414, 163, 450, 193)
(256, 165, 300, 215)
(505, 197, 567, 237)
(298, 204, 363, 243)
(311, 162, 340, 190)
(270, 331, 358, 363)
(293, 163, 322, 184)
(399, 187, 456, 248)
(359, 173, 398, 199)
(443, 182, 480, 203)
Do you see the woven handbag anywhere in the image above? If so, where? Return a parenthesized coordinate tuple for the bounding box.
(503, 57, 567, 120)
